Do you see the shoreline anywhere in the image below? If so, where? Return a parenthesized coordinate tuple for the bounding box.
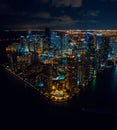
(1, 64, 73, 103)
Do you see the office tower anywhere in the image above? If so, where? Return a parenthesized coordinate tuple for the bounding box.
(66, 54, 78, 91)
(6, 45, 15, 71)
(100, 36, 110, 65)
(84, 32, 97, 81)
(43, 63, 52, 92)
(78, 50, 87, 85)
(96, 33, 102, 50)
(62, 34, 69, 53)
(110, 40, 117, 57)
(50, 32, 57, 45)
(84, 32, 96, 50)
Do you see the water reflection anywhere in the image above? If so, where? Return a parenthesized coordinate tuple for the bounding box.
(112, 65, 117, 101)
(91, 78, 97, 93)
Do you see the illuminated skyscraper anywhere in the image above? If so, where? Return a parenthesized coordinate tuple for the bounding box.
(66, 54, 78, 91)
(6, 45, 15, 71)
(100, 36, 110, 65)
(96, 33, 102, 50)
(84, 32, 97, 81)
(84, 32, 96, 50)
(78, 51, 87, 85)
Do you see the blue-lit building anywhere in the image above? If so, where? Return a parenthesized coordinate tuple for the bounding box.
(84, 32, 92, 49)
(96, 33, 102, 50)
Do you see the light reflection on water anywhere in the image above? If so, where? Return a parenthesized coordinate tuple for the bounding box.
(112, 65, 117, 81)
(91, 78, 97, 93)
(112, 65, 117, 97)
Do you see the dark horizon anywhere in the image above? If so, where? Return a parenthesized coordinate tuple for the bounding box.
(0, 0, 117, 30)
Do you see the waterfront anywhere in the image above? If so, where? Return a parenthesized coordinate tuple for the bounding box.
(0, 31, 117, 129)
(0, 64, 116, 129)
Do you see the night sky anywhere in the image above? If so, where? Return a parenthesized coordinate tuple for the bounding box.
(0, 0, 117, 30)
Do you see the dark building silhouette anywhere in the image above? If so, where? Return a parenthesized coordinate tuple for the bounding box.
(66, 54, 78, 91)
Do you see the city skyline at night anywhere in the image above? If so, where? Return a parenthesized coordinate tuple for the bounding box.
(3, 29, 117, 103)
(1, 1, 117, 128)
(0, 23, 117, 130)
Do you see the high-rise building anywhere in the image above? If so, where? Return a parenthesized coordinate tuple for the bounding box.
(84, 32, 96, 50)
(100, 36, 110, 65)
(96, 33, 102, 50)
(84, 32, 97, 82)
(42, 63, 52, 92)
(6, 45, 15, 71)
(66, 54, 78, 91)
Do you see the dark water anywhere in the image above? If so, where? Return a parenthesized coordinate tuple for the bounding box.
(0, 38, 117, 130)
